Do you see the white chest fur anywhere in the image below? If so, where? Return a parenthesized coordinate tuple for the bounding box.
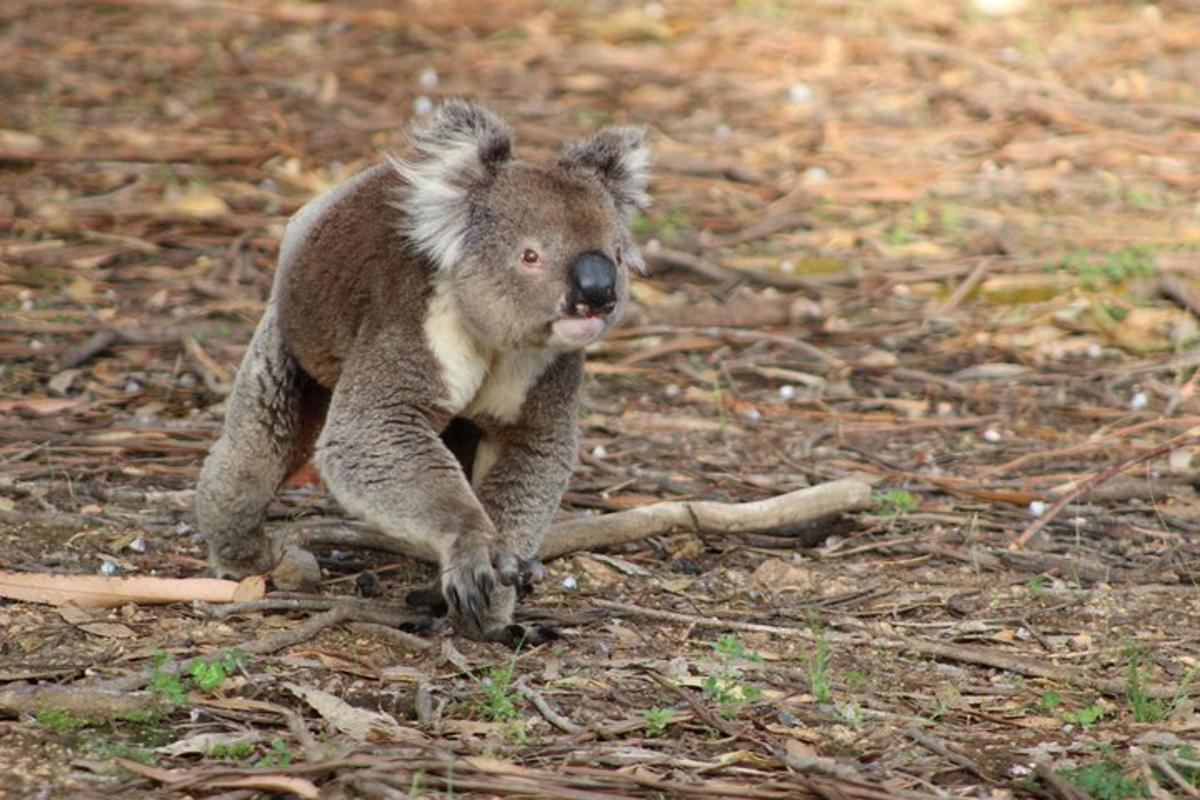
(423, 285, 553, 423)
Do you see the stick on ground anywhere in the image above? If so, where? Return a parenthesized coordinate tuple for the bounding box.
(285, 478, 872, 563)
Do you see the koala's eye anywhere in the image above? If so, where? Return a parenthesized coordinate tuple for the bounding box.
(520, 248, 541, 265)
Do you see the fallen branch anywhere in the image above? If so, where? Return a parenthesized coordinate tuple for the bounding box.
(0, 682, 158, 720)
(286, 478, 872, 563)
(1009, 432, 1199, 550)
(0, 571, 265, 608)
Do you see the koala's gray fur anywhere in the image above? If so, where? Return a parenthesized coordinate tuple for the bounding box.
(196, 100, 650, 642)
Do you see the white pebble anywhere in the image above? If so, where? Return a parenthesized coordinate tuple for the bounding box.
(779, 259, 796, 274)
(1028, 500, 1047, 517)
(743, 407, 762, 421)
(1130, 391, 1148, 411)
(21, 299, 34, 312)
(99, 560, 118, 576)
(1086, 342, 1103, 359)
(417, 68, 439, 90)
(591, 444, 608, 459)
(129, 536, 147, 553)
(788, 83, 813, 104)
(561, 575, 578, 590)
(802, 166, 828, 185)
(664, 383, 681, 399)
(778, 384, 796, 400)
(982, 428, 1002, 443)
(124, 380, 142, 394)
(413, 95, 434, 116)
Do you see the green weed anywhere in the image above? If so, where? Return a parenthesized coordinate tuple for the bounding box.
(35, 708, 93, 733)
(149, 652, 186, 705)
(1057, 759, 1148, 800)
(1125, 646, 1169, 723)
(1038, 690, 1062, 711)
(703, 634, 762, 718)
(190, 651, 247, 692)
(253, 737, 295, 767)
(807, 622, 832, 704)
(479, 661, 520, 722)
(643, 707, 673, 735)
(874, 489, 917, 517)
(1061, 702, 1104, 727)
(209, 740, 255, 760)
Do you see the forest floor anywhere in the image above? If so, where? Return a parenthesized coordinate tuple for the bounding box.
(3, 1, 1200, 798)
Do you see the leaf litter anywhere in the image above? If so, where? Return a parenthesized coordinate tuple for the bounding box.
(2, 0, 1200, 798)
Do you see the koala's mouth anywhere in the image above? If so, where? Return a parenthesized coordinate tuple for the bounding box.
(549, 314, 607, 350)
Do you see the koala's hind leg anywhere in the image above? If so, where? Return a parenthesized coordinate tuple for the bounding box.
(197, 304, 327, 578)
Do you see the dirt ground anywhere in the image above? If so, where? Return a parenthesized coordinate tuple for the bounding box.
(3, 0, 1200, 797)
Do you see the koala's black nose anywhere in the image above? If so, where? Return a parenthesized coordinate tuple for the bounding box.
(568, 252, 617, 315)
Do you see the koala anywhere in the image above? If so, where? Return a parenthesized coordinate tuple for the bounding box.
(196, 99, 650, 643)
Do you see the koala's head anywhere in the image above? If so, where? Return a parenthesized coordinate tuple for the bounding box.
(391, 99, 650, 352)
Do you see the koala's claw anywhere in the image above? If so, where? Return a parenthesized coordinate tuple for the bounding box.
(442, 542, 501, 633)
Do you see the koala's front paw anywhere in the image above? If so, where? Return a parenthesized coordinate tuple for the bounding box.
(441, 540, 500, 632)
(207, 533, 277, 579)
(489, 622, 561, 648)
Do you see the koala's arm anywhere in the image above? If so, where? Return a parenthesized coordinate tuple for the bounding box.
(314, 327, 504, 618)
(473, 353, 583, 559)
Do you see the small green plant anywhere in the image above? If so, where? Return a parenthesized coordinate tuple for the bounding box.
(1027, 575, 1047, 598)
(36, 708, 93, 733)
(479, 661, 520, 721)
(807, 622, 832, 704)
(253, 737, 295, 767)
(843, 670, 868, 692)
(703, 635, 762, 718)
(1038, 690, 1062, 711)
(1062, 702, 1104, 727)
(1057, 759, 1148, 800)
(190, 651, 247, 692)
(875, 489, 917, 517)
(1051, 246, 1156, 290)
(643, 707, 673, 735)
(1125, 646, 1169, 723)
(209, 740, 255, 760)
(149, 652, 186, 705)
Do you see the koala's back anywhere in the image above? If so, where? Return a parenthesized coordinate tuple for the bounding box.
(274, 163, 430, 388)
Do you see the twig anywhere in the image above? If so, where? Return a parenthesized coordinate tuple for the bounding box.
(1152, 755, 1200, 798)
(233, 605, 420, 655)
(514, 677, 584, 734)
(903, 727, 987, 780)
(1009, 432, 1200, 550)
(935, 259, 990, 315)
(643, 670, 741, 738)
(594, 599, 813, 639)
(346, 622, 433, 652)
(904, 638, 1175, 699)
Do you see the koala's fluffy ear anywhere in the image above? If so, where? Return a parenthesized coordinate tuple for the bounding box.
(390, 99, 513, 271)
(559, 126, 651, 219)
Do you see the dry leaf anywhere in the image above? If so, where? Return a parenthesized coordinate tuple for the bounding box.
(0, 398, 84, 415)
(283, 682, 427, 744)
(78, 622, 137, 639)
(157, 731, 265, 756)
